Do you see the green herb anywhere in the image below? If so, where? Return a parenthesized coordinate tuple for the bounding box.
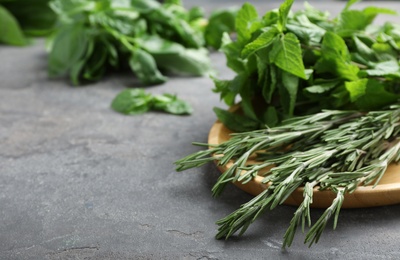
(112, 88, 192, 115)
(1, 0, 56, 37)
(175, 0, 400, 248)
(204, 8, 238, 50)
(176, 104, 400, 247)
(0, 4, 26, 45)
(0, 0, 56, 45)
(47, 0, 212, 85)
(213, 0, 400, 132)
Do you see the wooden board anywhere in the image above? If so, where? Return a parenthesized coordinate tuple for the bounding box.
(208, 119, 400, 208)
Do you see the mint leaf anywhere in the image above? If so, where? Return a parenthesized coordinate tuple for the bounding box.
(278, 0, 294, 31)
(280, 71, 299, 116)
(363, 6, 397, 25)
(241, 27, 279, 58)
(336, 10, 369, 37)
(269, 33, 306, 79)
(220, 33, 246, 73)
(346, 79, 400, 110)
(235, 3, 261, 43)
(345, 79, 369, 102)
(344, 0, 361, 11)
(363, 60, 400, 77)
(315, 32, 359, 81)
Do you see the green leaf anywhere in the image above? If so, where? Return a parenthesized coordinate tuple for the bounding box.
(278, 0, 294, 31)
(70, 38, 95, 85)
(235, 3, 261, 43)
(153, 94, 193, 115)
(362, 60, 400, 77)
(220, 33, 246, 73)
(315, 32, 359, 81)
(130, 0, 160, 13)
(2, 0, 56, 37)
(363, 6, 397, 25)
(280, 71, 299, 116)
(345, 79, 400, 110)
(263, 106, 279, 127)
(0, 5, 26, 45)
(213, 107, 260, 132)
(304, 80, 340, 95)
(153, 48, 211, 76)
(136, 35, 211, 76)
(269, 33, 307, 79)
(48, 25, 88, 77)
(129, 48, 167, 85)
(82, 41, 108, 81)
(336, 10, 369, 37)
(262, 64, 278, 104)
(205, 8, 237, 49)
(241, 27, 279, 58)
(353, 36, 377, 62)
(111, 89, 153, 115)
(345, 79, 369, 102)
(212, 77, 236, 106)
(344, 0, 360, 11)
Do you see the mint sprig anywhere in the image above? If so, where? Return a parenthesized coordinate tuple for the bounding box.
(214, 0, 400, 132)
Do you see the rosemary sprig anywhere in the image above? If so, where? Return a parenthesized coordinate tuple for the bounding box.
(175, 104, 400, 247)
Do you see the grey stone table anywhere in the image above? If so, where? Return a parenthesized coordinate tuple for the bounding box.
(1, 1, 400, 259)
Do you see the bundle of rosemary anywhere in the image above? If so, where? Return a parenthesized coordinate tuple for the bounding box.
(175, 0, 400, 248)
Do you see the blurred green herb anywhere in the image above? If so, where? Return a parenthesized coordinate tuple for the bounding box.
(112, 88, 192, 115)
(0, 0, 56, 45)
(47, 0, 213, 85)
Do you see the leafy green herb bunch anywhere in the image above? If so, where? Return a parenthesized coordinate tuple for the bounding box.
(47, 0, 212, 85)
(214, 0, 400, 132)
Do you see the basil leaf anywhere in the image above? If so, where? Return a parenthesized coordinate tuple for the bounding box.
(48, 25, 88, 77)
(205, 8, 237, 49)
(153, 94, 193, 115)
(129, 49, 167, 85)
(0, 5, 26, 46)
(111, 89, 153, 115)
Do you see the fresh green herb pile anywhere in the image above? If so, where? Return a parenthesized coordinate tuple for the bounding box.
(176, 0, 400, 248)
(0, 0, 55, 45)
(47, 0, 213, 86)
(212, 0, 400, 132)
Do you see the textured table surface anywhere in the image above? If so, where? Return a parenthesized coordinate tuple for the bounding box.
(1, 1, 400, 259)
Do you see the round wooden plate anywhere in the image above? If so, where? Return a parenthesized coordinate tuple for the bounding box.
(208, 119, 400, 208)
